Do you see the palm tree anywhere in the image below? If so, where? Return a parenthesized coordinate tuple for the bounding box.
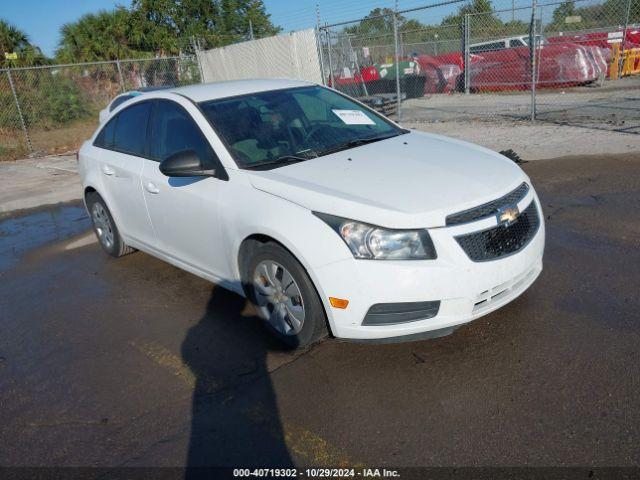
(0, 19, 46, 67)
(56, 8, 151, 63)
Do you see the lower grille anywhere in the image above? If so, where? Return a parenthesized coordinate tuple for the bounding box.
(362, 301, 440, 326)
(455, 201, 540, 262)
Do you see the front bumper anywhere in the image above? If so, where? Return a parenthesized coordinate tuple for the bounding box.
(313, 193, 545, 341)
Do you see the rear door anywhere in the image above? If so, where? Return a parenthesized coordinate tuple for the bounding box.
(98, 101, 156, 248)
(140, 99, 230, 279)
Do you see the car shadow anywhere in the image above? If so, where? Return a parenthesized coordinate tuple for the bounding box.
(180, 286, 297, 474)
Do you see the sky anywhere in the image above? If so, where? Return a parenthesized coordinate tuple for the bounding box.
(3, 0, 536, 58)
(1, 0, 395, 57)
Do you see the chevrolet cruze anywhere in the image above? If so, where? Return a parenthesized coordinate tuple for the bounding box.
(79, 79, 545, 347)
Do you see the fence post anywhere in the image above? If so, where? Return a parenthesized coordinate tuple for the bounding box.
(529, 0, 537, 121)
(6, 69, 32, 153)
(393, 7, 402, 120)
(115, 60, 126, 92)
(326, 26, 335, 88)
(463, 14, 470, 94)
(316, 5, 327, 86)
(619, 0, 632, 79)
(316, 27, 327, 85)
(347, 34, 368, 97)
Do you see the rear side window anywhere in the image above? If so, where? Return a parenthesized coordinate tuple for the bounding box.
(110, 94, 134, 112)
(113, 102, 152, 156)
(94, 117, 116, 149)
(148, 100, 215, 165)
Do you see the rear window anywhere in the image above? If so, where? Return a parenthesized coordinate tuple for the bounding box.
(109, 94, 134, 112)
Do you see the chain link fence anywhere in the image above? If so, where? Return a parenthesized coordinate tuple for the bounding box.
(1, 1, 639, 162)
(318, 0, 640, 131)
(0, 56, 200, 161)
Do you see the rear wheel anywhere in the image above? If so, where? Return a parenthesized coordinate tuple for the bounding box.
(246, 242, 328, 348)
(86, 192, 135, 257)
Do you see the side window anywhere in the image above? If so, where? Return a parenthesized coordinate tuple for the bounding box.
(148, 100, 215, 165)
(94, 116, 117, 149)
(509, 39, 524, 48)
(113, 101, 152, 157)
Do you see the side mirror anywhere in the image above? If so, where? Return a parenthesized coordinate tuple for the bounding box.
(159, 150, 215, 177)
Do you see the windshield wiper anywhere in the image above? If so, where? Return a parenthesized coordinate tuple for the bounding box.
(243, 155, 311, 170)
(317, 131, 407, 157)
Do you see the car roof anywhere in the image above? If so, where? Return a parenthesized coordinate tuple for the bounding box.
(168, 78, 315, 103)
(113, 86, 173, 99)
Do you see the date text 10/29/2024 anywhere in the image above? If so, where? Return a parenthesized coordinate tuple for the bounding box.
(233, 468, 401, 478)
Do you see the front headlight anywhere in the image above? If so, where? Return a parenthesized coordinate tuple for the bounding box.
(313, 212, 437, 260)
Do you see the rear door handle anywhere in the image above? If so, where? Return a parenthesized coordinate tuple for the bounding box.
(101, 165, 115, 176)
(145, 182, 160, 194)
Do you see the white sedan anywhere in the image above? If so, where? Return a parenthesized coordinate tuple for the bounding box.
(79, 79, 544, 347)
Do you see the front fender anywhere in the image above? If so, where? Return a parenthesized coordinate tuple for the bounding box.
(224, 184, 353, 333)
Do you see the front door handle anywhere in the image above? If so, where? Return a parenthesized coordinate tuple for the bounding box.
(101, 165, 115, 176)
(145, 182, 160, 194)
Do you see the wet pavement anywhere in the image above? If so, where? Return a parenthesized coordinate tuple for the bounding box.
(0, 154, 639, 468)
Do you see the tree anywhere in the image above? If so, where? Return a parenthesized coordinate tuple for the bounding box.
(217, 0, 281, 39)
(442, 0, 496, 26)
(56, 8, 150, 63)
(0, 19, 47, 67)
(129, 0, 281, 52)
(344, 8, 416, 37)
(54, 0, 281, 61)
(552, 1, 577, 25)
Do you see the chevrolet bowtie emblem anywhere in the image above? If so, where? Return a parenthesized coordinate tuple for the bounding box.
(497, 205, 520, 226)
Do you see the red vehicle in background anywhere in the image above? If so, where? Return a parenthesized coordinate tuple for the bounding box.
(547, 29, 640, 76)
(416, 35, 604, 93)
(329, 29, 635, 98)
(548, 28, 640, 49)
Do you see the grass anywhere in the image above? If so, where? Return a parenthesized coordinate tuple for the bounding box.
(0, 118, 99, 161)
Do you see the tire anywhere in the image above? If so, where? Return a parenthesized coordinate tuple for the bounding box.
(86, 192, 135, 258)
(245, 242, 328, 348)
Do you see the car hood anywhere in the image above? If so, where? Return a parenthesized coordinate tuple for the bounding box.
(247, 131, 528, 228)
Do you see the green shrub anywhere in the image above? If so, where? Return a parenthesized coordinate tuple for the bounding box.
(19, 74, 92, 128)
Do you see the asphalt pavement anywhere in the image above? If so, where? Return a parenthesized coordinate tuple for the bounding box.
(1, 153, 639, 470)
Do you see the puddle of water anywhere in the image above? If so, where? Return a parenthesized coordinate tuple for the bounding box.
(0, 204, 92, 272)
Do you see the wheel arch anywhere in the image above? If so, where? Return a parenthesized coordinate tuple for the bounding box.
(83, 185, 99, 210)
(83, 184, 125, 236)
(237, 232, 334, 336)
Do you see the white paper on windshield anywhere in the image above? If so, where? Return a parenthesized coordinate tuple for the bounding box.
(332, 109, 375, 125)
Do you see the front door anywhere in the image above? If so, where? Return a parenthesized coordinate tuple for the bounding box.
(141, 99, 231, 280)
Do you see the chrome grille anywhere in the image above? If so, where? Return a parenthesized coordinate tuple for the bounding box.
(446, 183, 529, 226)
(455, 201, 540, 262)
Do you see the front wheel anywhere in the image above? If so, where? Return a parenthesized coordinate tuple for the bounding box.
(246, 242, 328, 348)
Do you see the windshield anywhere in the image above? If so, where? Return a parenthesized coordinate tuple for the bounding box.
(199, 86, 402, 169)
